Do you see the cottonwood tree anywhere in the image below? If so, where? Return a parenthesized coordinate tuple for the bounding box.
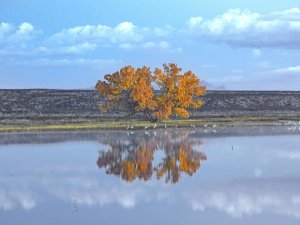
(154, 64, 206, 120)
(96, 66, 157, 121)
(96, 63, 206, 122)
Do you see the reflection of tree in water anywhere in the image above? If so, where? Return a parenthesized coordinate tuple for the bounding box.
(97, 131, 206, 183)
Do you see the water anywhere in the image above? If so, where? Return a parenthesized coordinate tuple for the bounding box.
(1, 126, 300, 225)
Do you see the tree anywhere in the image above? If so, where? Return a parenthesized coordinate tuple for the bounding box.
(96, 63, 206, 122)
(96, 66, 157, 121)
(154, 64, 206, 120)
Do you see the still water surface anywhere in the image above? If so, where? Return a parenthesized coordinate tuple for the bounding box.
(1, 127, 300, 225)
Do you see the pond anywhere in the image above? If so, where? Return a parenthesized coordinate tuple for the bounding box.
(1, 126, 300, 225)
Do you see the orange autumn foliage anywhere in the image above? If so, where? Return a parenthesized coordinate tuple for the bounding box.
(96, 66, 157, 118)
(154, 64, 206, 120)
(96, 63, 206, 121)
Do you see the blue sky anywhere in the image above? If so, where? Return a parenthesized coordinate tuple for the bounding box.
(1, 0, 300, 90)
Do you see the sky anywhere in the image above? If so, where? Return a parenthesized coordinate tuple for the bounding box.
(1, 0, 300, 90)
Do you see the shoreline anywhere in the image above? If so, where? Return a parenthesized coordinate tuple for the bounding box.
(1, 116, 299, 133)
(1, 89, 300, 133)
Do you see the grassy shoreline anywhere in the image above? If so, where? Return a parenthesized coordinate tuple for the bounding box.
(0, 116, 294, 133)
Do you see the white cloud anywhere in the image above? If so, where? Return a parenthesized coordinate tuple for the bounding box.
(271, 65, 300, 74)
(0, 22, 13, 41)
(17, 22, 34, 34)
(48, 22, 144, 47)
(0, 21, 179, 55)
(119, 43, 133, 50)
(259, 65, 300, 87)
(256, 61, 271, 69)
(113, 22, 144, 43)
(11, 58, 122, 67)
(47, 22, 178, 52)
(188, 17, 203, 28)
(208, 74, 245, 83)
(154, 25, 174, 37)
(158, 41, 171, 49)
(215, 64, 300, 90)
(115, 21, 135, 32)
(141, 41, 156, 48)
(187, 7, 300, 48)
(252, 48, 262, 57)
(33, 42, 98, 55)
(60, 42, 97, 54)
(268, 8, 300, 21)
(140, 41, 170, 49)
(0, 22, 38, 46)
(140, 40, 182, 53)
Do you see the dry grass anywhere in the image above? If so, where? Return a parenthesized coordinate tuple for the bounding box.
(0, 116, 280, 133)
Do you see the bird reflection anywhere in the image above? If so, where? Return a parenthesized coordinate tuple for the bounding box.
(97, 130, 206, 184)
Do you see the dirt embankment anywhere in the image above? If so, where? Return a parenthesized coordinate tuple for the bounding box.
(0, 89, 300, 125)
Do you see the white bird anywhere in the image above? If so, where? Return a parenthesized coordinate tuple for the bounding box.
(204, 124, 208, 128)
(191, 124, 196, 128)
(153, 123, 157, 129)
(164, 124, 167, 129)
(126, 125, 130, 130)
(212, 124, 217, 128)
(144, 125, 149, 129)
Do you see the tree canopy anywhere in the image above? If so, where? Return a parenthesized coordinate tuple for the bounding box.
(96, 63, 206, 122)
